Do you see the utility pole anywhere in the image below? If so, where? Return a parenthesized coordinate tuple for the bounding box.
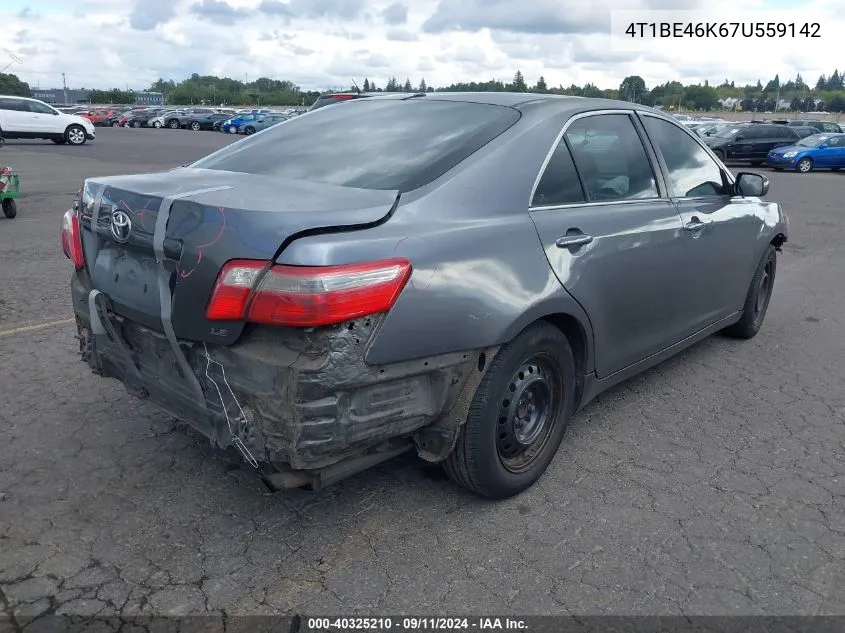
(62, 72, 68, 105)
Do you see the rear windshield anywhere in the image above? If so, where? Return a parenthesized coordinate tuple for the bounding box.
(192, 99, 521, 192)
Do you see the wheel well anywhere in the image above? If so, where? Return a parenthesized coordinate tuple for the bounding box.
(771, 232, 786, 250)
(540, 313, 589, 409)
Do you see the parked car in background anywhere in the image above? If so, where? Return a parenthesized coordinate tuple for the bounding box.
(766, 133, 845, 173)
(79, 110, 116, 126)
(164, 109, 217, 129)
(787, 119, 842, 134)
(220, 112, 261, 133)
(238, 112, 292, 134)
(790, 126, 820, 139)
(149, 110, 185, 128)
(703, 123, 801, 164)
(0, 95, 96, 145)
(63, 93, 786, 499)
(184, 112, 231, 131)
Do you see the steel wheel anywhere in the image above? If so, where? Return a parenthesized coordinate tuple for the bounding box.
(190, 121, 201, 131)
(797, 158, 813, 173)
(496, 354, 562, 474)
(66, 126, 86, 145)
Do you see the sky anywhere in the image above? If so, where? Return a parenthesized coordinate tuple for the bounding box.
(2, 0, 841, 93)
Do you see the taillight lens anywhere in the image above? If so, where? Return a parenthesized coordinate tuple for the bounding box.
(206, 258, 412, 327)
(61, 209, 85, 270)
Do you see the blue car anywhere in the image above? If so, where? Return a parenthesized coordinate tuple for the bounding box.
(766, 133, 845, 173)
(219, 113, 259, 134)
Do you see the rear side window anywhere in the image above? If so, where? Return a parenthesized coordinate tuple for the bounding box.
(0, 98, 27, 112)
(531, 139, 585, 207)
(564, 114, 659, 201)
(193, 99, 521, 192)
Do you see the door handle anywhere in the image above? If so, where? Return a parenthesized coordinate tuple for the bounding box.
(684, 219, 706, 231)
(555, 234, 593, 248)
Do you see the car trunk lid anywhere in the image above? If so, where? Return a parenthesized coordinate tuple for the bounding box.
(78, 166, 399, 345)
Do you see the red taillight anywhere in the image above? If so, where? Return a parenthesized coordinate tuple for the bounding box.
(332, 94, 355, 101)
(206, 258, 412, 327)
(61, 209, 84, 270)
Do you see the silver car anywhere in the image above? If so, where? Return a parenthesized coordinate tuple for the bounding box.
(64, 93, 787, 499)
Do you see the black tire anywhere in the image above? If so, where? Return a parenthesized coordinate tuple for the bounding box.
(773, 167, 783, 171)
(65, 125, 86, 145)
(443, 322, 576, 499)
(168, 119, 180, 129)
(750, 160, 763, 166)
(2, 199, 16, 219)
(131, 120, 141, 128)
(111, 121, 120, 127)
(797, 157, 814, 173)
(52, 138, 67, 145)
(723, 245, 777, 339)
(244, 126, 256, 135)
(189, 121, 201, 131)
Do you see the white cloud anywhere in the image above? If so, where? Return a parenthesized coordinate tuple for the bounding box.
(4, 0, 843, 93)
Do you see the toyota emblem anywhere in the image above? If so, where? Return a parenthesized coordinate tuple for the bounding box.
(110, 208, 132, 243)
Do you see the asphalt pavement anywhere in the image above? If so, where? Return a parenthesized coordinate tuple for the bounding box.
(0, 128, 843, 618)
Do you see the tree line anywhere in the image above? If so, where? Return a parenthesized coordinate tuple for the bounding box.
(3, 69, 845, 112)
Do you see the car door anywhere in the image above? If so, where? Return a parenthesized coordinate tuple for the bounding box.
(640, 113, 765, 333)
(0, 97, 31, 133)
(814, 135, 845, 167)
(528, 111, 692, 378)
(830, 136, 845, 167)
(27, 100, 64, 133)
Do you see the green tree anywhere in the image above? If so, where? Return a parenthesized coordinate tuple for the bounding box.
(763, 74, 780, 92)
(362, 78, 370, 91)
(683, 84, 718, 110)
(403, 78, 413, 92)
(418, 78, 427, 92)
(619, 75, 647, 103)
(0, 73, 31, 97)
(827, 70, 842, 91)
(385, 76, 398, 91)
(534, 76, 548, 93)
(511, 70, 527, 92)
(829, 94, 845, 112)
(789, 97, 802, 111)
(815, 75, 826, 91)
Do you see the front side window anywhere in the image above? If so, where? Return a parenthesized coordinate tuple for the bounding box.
(28, 101, 56, 114)
(563, 114, 658, 201)
(643, 116, 727, 198)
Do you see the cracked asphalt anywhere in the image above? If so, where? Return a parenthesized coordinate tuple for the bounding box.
(0, 128, 843, 620)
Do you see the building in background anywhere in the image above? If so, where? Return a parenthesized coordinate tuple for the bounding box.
(28, 89, 164, 106)
(31, 88, 90, 104)
(134, 91, 164, 106)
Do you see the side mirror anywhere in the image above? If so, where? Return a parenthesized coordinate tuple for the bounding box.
(735, 172, 768, 197)
(818, 143, 829, 149)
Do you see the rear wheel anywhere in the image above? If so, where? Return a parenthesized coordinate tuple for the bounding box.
(189, 121, 201, 131)
(2, 199, 16, 219)
(111, 121, 120, 128)
(724, 245, 777, 339)
(168, 119, 180, 129)
(444, 322, 575, 499)
(65, 125, 86, 146)
(244, 126, 256, 135)
(131, 120, 142, 128)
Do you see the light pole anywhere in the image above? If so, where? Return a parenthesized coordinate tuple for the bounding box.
(0, 52, 23, 74)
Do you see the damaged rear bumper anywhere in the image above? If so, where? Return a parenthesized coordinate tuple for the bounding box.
(71, 274, 493, 487)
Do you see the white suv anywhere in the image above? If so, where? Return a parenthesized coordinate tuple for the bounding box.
(0, 95, 96, 146)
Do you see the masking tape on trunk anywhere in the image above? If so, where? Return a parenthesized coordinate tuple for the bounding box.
(153, 186, 233, 417)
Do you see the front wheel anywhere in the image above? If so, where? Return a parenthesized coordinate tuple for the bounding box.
(153, 120, 162, 128)
(111, 121, 120, 128)
(444, 322, 575, 499)
(2, 199, 16, 219)
(244, 126, 255, 135)
(65, 125, 86, 146)
(797, 157, 814, 173)
(723, 245, 777, 339)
